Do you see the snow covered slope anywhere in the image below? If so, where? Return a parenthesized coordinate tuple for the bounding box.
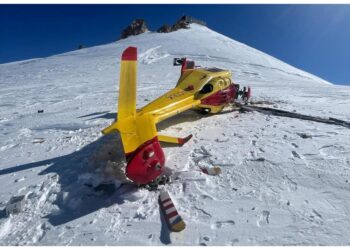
(1, 24, 350, 246)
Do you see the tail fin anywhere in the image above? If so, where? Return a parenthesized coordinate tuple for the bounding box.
(118, 47, 137, 119)
(102, 47, 137, 135)
(102, 47, 165, 185)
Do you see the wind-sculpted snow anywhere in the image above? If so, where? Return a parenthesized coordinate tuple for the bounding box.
(1, 24, 350, 245)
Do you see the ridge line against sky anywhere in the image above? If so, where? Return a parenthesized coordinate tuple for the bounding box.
(0, 4, 349, 85)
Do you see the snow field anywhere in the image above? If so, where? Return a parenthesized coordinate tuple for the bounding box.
(1, 24, 350, 245)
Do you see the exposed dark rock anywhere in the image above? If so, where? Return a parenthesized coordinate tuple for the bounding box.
(120, 16, 206, 37)
(157, 24, 172, 33)
(121, 19, 148, 39)
(175, 15, 206, 28)
(157, 15, 206, 33)
(171, 17, 190, 31)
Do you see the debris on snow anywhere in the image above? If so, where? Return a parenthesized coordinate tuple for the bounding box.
(159, 190, 186, 232)
(200, 166, 221, 176)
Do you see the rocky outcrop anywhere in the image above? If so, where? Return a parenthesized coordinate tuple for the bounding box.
(121, 19, 148, 39)
(157, 15, 206, 34)
(179, 15, 206, 27)
(171, 16, 190, 31)
(120, 16, 206, 38)
(157, 24, 172, 33)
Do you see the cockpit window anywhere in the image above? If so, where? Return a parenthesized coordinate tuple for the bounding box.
(200, 84, 214, 94)
(205, 68, 224, 72)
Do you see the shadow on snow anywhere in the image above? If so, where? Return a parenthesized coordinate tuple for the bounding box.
(0, 133, 136, 226)
(0, 109, 211, 229)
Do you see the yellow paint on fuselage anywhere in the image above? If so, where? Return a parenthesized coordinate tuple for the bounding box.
(103, 60, 233, 155)
(139, 68, 232, 121)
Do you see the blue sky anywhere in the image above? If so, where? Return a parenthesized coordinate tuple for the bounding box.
(0, 4, 349, 84)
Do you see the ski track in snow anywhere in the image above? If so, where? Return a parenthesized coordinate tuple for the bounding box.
(1, 24, 350, 245)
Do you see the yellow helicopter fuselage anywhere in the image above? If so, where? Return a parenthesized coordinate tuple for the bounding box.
(102, 47, 246, 185)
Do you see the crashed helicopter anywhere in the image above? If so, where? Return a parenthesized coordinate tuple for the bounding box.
(102, 46, 251, 187)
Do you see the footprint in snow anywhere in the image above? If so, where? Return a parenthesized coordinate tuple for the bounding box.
(291, 151, 301, 159)
(193, 206, 212, 219)
(211, 220, 235, 229)
(258, 148, 265, 153)
(283, 175, 298, 191)
(228, 238, 240, 245)
(14, 177, 26, 183)
(326, 131, 338, 135)
(257, 210, 270, 227)
(203, 236, 211, 242)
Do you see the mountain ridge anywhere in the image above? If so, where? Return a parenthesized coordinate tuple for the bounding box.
(0, 24, 331, 86)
